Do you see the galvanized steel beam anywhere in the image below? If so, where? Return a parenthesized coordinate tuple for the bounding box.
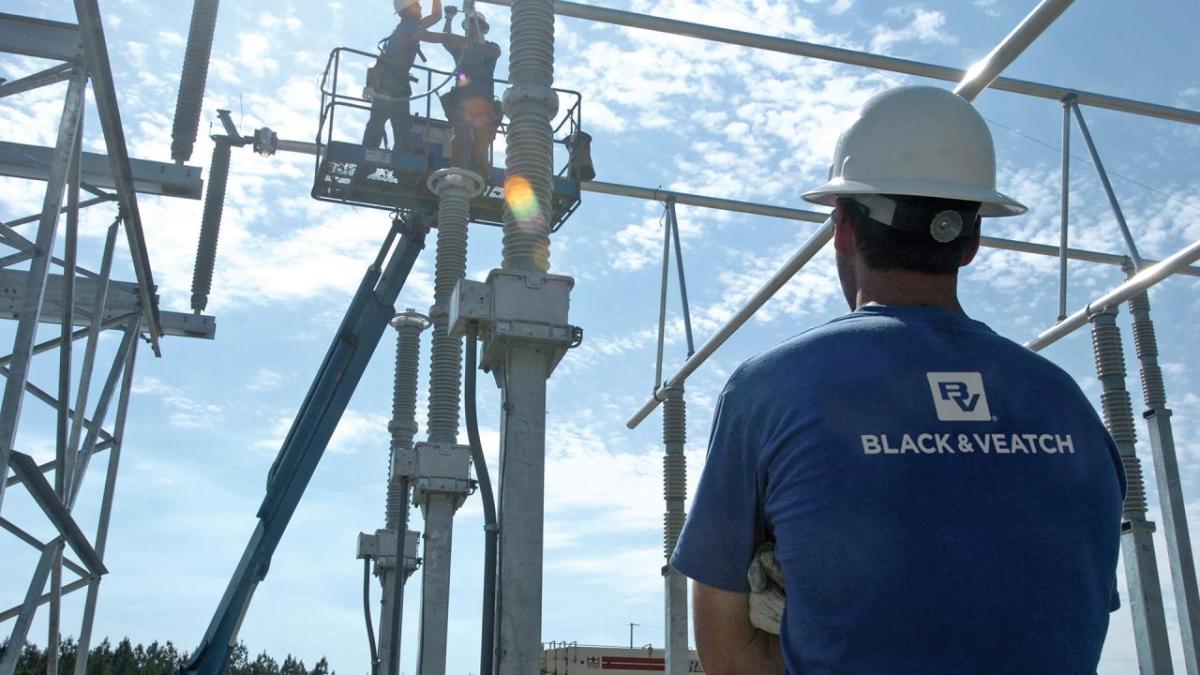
(0, 13, 81, 62)
(0, 141, 203, 200)
(73, 0, 163, 354)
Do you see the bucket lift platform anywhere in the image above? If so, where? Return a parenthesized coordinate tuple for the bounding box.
(314, 48, 589, 231)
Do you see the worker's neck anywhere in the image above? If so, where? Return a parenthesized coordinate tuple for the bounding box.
(853, 268, 966, 315)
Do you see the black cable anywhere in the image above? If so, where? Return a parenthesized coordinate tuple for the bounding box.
(465, 322, 499, 675)
(363, 558, 380, 669)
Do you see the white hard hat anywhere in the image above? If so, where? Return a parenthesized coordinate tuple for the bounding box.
(394, 0, 419, 12)
(463, 11, 489, 33)
(803, 86, 1026, 218)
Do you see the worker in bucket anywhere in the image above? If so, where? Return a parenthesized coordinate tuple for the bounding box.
(438, 6, 502, 177)
(360, 0, 443, 158)
(670, 86, 1124, 673)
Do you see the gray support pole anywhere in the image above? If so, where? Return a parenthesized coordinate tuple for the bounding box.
(953, 0, 1075, 101)
(495, 346, 551, 675)
(1091, 308, 1173, 674)
(666, 201, 695, 357)
(1126, 274, 1200, 674)
(1058, 97, 1072, 321)
(48, 113, 83, 675)
(417, 168, 483, 675)
(380, 311, 429, 675)
(495, 0, 565, 670)
(66, 221, 119, 482)
(74, 337, 138, 675)
(1070, 102, 1143, 269)
(654, 205, 672, 389)
(661, 386, 688, 675)
(0, 67, 86, 513)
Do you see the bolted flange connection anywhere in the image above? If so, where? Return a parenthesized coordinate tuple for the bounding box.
(501, 84, 560, 117)
(427, 167, 486, 200)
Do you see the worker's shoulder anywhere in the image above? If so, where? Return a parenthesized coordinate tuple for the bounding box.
(725, 312, 873, 386)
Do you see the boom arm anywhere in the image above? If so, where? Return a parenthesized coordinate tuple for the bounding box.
(178, 214, 429, 675)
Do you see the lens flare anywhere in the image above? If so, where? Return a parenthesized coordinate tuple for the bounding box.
(504, 175, 540, 223)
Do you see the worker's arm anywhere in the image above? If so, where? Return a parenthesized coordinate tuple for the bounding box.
(693, 580, 785, 675)
(419, 0, 443, 30)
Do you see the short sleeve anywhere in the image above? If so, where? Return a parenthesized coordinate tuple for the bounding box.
(669, 377, 765, 593)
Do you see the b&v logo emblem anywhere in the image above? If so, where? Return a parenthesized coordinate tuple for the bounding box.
(927, 372, 991, 422)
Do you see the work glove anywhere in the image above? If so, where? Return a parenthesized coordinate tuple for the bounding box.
(747, 542, 785, 635)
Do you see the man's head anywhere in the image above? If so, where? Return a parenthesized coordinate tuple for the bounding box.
(803, 86, 1025, 309)
(395, 0, 421, 19)
(463, 12, 489, 40)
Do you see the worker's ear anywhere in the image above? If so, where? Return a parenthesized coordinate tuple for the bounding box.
(959, 217, 982, 267)
(833, 203, 857, 257)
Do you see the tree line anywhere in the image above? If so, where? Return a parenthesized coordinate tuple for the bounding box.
(0, 637, 333, 674)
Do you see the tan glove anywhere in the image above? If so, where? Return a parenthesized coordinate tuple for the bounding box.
(747, 542, 786, 635)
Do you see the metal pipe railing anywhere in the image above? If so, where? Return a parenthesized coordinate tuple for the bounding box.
(1025, 235, 1200, 352)
(478, 0, 1200, 126)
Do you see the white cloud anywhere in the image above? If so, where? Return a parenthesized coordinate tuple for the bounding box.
(247, 368, 286, 392)
(133, 376, 225, 429)
(252, 408, 388, 456)
(870, 7, 957, 54)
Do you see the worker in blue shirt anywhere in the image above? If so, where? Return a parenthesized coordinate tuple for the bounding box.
(670, 86, 1125, 674)
(361, 0, 443, 156)
(438, 7, 502, 177)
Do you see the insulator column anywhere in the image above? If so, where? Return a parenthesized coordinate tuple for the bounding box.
(416, 168, 483, 675)
(1090, 308, 1173, 674)
(501, 0, 557, 272)
(191, 135, 231, 313)
(377, 311, 428, 675)
(661, 386, 689, 675)
(1127, 278, 1200, 674)
(171, 0, 221, 163)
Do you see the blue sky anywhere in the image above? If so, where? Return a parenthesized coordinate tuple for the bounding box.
(2, 0, 1200, 673)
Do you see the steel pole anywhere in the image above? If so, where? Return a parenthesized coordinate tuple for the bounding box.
(953, 0, 1075, 100)
(1126, 275, 1200, 674)
(1070, 102, 1143, 269)
(74, 336, 137, 675)
(654, 204, 672, 389)
(0, 66, 86, 513)
(496, 345, 551, 675)
(1058, 98, 1072, 320)
(666, 201, 696, 357)
(48, 110, 83, 675)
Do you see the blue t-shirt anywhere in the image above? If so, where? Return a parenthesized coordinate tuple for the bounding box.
(671, 305, 1125, 674)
